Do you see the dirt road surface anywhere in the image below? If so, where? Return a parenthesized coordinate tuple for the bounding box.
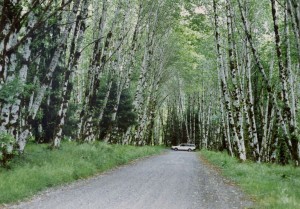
(11, 151, 252, 209)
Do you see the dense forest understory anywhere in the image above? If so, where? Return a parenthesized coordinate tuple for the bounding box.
(0, 0, 300, 166)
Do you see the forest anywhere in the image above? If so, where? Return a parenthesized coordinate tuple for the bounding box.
(1, 0, 300, 167)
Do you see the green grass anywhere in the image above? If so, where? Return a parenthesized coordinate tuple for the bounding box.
(0, 141, 164, 204)
(200, 150, 300, 209)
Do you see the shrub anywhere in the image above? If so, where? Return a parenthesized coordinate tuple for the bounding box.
(0, 133, 17, 167)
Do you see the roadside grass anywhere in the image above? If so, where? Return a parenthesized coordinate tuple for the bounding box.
(0, 141, 164, 204)
(200, 150, 300, 209)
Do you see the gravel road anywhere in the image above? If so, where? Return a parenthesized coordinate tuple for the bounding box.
(11, 151, 252, 209)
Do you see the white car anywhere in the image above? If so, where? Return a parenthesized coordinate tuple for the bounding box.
(171, 143, 196, 152)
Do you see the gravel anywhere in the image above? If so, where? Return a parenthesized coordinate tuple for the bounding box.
(10, 151, 253, 209)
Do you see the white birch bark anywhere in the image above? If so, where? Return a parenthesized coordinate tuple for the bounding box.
(17, 0, 81, 152)
(52, 0, 89, 147)
(238, 0, 294, 161)
(271, 0, 300, 164)
(0, 9, 37, 142)
(245, 42, 260, 161)
(226, 0, 246, 160)
(102, 6, 132, 142)
(260, 57, 274, 161)
(78, 0, 108, 141)
(218, 63, 233, 156)
(98, 76, 113, 130)
(284, 3, 300, 162)
(203, 101, 211, 149)
(145, 53, 165, 145)
(214, 0, 245, 160)
(124, 11, 157, 144)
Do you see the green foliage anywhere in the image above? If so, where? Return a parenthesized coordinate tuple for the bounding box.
(277, 128, 290, 165)
(98, 80, 137, 140)
(39, 65, 64, 143)
(62, 102, 80, 139)
(169, 4, 217, 95)
(201, 150, 300, 209)
(0, 141, 164, 204)
(0, 133, 17, 167)
(115, 88, 137, 131)
(0, 79, 23, 103)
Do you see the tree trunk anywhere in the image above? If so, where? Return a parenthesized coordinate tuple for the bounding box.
(245, 42, 260, 161)
(17, 0, 81, 152)
(226, 0, 246, 160)
(214, 0, 246, 160)
(271, 0, 300, 164)
(52, 0, 89, 148)
(78, 0, 108, 142)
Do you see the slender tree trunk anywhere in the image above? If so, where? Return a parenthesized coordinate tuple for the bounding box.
(285, 2, 300, 163)
(245, 42, 260, 161)
(226, 0, 246, 160)
(52, 0, 89, 147)
(271, 0, 300, 164)
(125, 8, 158, 144)
(214, 0, 245, 160)
(78, 0, 108, 142)
(17, 0, 81, 152)
(238, 0, 294, 162)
